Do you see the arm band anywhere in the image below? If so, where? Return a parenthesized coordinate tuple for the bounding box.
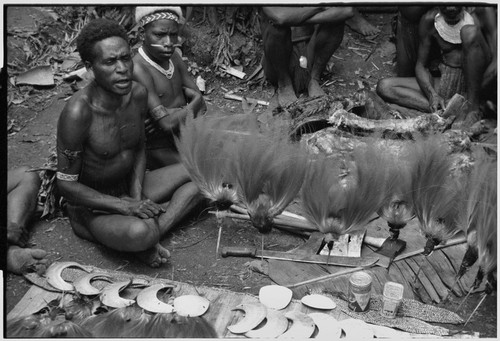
(56, 172, 79, 182)
(150, 105, 169, 121)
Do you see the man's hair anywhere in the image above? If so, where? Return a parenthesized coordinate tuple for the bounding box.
(76, 18, 129, 63)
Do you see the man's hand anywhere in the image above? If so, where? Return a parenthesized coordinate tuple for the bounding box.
(119, 197, 166, 219)
(429, 92, 445, 112)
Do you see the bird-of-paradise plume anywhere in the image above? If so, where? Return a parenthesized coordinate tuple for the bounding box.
(409, 137, 463, 256)
(175, 113, 258, 209)
(232, 133, 308, 233)
(462, 160, 497, 326)
(377, 143, 415, 239)
(301, 143, 387, 255)
(455, 155, 495, 280)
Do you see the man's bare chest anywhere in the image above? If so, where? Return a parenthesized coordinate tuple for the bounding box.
(87, 113, 142, 156)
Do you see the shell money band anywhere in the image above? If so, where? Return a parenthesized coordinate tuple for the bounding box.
(140, 11, 179, 26)
(56, 172, 79, 181)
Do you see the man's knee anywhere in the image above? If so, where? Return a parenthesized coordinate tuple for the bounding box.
(126, 220, 159, 250)
(461, 24, 480, 48)
(376, 78, 393, 99)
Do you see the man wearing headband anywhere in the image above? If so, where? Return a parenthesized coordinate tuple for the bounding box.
(57, 18, 202, 268)
(261, 6, 354, 108)
(133, 6, 206, 169)
(376, 6, 496, 124)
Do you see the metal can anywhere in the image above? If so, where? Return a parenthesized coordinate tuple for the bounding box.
(348, 271, 372, 312)
(381, 281, 404, 318)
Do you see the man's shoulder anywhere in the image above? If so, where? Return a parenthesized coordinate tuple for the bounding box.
(61, 90, 93, 122)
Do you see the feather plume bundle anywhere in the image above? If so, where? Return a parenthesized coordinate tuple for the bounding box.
(147, 313, 217, 338)
(409, 137, 463, 255)
(455, 155, 495, 278)
(301, 143, 386, 244)
(175, 113, 258, 209)
(377, 144, 414, 238)
(472, 160, 497, 292)
(81, 304, 151, 338)
(232, 134, 308, 233)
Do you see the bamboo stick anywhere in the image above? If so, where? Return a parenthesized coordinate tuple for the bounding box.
(210, 211, 317, 232)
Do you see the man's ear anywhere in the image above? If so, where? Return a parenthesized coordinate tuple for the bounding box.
(84, 60, 92, 71)
(138, 26, 145, 40)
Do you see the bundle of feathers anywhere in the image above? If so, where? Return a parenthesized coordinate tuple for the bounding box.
(7, 296, 217, 338)
(231, 132, 309, 233)
(175, 113, 258, 209)
(376, 143, 415, 239)
(455, 155, 496, 280)
(469, 158, 497, 293)
(408, 137, 464, 256)
(301, 144, 387, 250)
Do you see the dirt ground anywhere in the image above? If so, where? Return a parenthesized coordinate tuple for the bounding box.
(4, 6, 497, 338)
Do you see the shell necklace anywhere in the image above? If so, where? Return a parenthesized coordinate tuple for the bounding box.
(138, 46, 174, 79)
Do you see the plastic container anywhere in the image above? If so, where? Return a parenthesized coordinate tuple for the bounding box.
(348, 271, 372, 312)
(381, 281, 404, 318)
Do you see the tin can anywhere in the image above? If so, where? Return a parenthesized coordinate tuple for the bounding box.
(348, 271, 372, 312)
(381, 281, 404, 318)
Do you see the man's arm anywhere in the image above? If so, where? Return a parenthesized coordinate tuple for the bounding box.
(415, 10, 444, 111)
(475, 6, 497, 89)
(176, 51, 206, 117)
(263, 6, 353, 26)
(128, 85, 148, 201)
(56, 102, 126, 213)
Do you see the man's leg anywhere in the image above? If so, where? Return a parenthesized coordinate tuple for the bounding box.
(376, 77, 438, 112)
(461, 24, 491, 112)
(7, 167, 41, 247)
(67, 205, 169, 268)
(261, 13, 297, 107)
(307, 22, 345, 97)
(6, 167, 48, 275)
(143, 164, 203, 237)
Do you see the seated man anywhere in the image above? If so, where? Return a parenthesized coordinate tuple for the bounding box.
(56, 18, 202, 268)
(132, 7, 206, 169)
(6, 167, 48, 275)
(261, 6, 354, 107)
(377, 6, 497, 123)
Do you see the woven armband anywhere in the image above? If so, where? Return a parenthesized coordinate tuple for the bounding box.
(56, 172, 79, 182)
(150, 105, 169, 121)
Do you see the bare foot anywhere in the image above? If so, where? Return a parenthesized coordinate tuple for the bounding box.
(137, 243, 171, 268)
(7, 246, 48, 275)
(277, 84, 297, 108)
(307, 79, 326, 98)
(346, 12, 380, 36)
(7, 223, 29, 247)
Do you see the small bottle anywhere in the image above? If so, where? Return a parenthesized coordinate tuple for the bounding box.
(381, 281, 404, 318)
(348, 271, 372, 312)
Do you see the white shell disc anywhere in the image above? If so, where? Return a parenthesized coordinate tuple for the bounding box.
(173, 295, 210, 317)
(301, 294, 336, 310)
(259, 285, 293, 310)
(340, 318, 374, 338)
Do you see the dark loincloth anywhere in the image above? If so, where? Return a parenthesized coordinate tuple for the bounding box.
(437, 63, 466, 102)
(289, 26, 314, 94)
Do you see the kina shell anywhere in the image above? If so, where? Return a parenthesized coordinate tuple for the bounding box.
(301, 294, 336, 310)
(259, 285, 292, 310)
(173, 295, 210, 317)
(340, 318, 374, 338)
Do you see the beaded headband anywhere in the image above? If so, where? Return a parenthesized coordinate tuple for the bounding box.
(140, 11, 179, 27)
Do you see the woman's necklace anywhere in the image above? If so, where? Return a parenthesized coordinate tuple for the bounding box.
(138, 47, 174, 79)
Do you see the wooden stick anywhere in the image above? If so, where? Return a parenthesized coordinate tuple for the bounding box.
(464, 293, 487, 326)
(224, 92, 269, 106)
(393, 236, 467, 263)
(287, 266, 367, 288)
(210, 211, 317, 232)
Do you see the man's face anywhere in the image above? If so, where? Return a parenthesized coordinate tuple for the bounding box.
(439, 6, 464, 25)
(87, 36, 133, 95)
(142, 19, 179, 60)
